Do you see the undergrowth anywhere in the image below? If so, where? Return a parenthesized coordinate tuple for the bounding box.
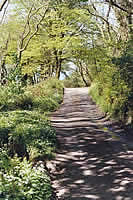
(89, 82, 131, 122)
(0, 78, 64, 199)
(0, 155, 52, 200)
(63, 71, 85, 88)
(0, 78, 63, 112)
(88, 38, 133, 126)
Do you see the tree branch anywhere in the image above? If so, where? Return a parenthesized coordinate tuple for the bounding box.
(106, 4, 111, 21)
(20, 8, 49, 53)
(86, 7, 112, 38)
(105, 0, 133, 14)
(0, 0, 8, 11)
(0, 0, 9, 23)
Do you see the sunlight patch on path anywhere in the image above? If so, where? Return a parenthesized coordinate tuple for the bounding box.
(51, 88, 133, 200)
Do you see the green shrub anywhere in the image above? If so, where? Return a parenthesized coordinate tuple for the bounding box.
(63, 72, 85, 88)
(0, 78, 63, 112)
(0, 87, 12, 111)
(0, 156, 52, 200)
(27, 78, 64, 112)
(0, 86, 27, 111)
(14, 93, 33, 110)
(45, 78, 64, 93)
(88, 39, 133, 123)
(89, 78, 130, 120)
(33, 96, 59, 112)
(0, 78, 63, 199)
(0, 111, 56, 159)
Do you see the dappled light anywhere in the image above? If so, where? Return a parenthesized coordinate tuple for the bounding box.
(51, 88, 133, 200)
(0, 0, 132, 199)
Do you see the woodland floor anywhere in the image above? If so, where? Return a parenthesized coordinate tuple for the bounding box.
(50, 88, 133, 200)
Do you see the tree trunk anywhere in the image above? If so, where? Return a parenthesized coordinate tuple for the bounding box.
(78, 62, 89, 87)
(57, 58, 62, 79)
(54, 49, 62, 79)
(0, 34, 10, 85)
(0, 57, 7, 85)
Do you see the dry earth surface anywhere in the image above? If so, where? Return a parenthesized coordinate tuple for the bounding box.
(50, 88, 133, 200)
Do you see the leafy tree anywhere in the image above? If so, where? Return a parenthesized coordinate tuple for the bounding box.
(20, 2, 95, 80)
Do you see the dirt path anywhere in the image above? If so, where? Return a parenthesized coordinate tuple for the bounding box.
(50, 88, 133, 200)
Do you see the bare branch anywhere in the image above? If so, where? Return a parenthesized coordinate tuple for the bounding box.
(0, 0, 8, 11)
(86, 2, 120, 41)
(21, 7, 33, 40)
(20, 5, 45, 42)
(86, 7, 112, 37)
(0, 0, 9, 24)
(106, 4, 111, 21)
(87, 7, 110, 26)
(19, 8, 49, 54)
(105, 0, 133, 14)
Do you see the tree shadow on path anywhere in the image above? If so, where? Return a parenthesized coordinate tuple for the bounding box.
(51, 88, 133, 200)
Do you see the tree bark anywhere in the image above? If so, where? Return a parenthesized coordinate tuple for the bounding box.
(54, 49, 63, 79)
(0, 34, 10, 85)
